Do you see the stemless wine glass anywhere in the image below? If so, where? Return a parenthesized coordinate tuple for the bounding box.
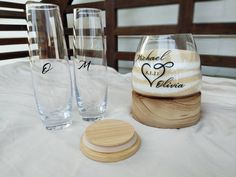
(26, 3, 73, 130)
(73, 8, 107, 121)
(132, 34, 201, 98)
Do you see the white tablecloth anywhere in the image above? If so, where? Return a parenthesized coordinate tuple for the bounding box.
(0, 60, 236, 177)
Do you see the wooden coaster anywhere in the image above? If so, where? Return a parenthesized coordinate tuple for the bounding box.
(131, 91, 201, 129)
(80, 119, 141, 162)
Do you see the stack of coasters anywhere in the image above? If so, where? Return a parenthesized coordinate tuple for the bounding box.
(80, 119, 141, 162)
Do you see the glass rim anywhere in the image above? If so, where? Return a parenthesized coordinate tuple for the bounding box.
(142, 34, 195, 43)
(73, 7, 101, 13)
(145, 33, 193, 38)
(26, 3, 59, 10)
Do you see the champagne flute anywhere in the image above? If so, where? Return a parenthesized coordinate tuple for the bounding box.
(73, 8, 107, 121)
(26, 3, 73, 130)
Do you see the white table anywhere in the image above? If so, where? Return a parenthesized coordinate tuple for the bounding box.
(0, 60, 236, 177)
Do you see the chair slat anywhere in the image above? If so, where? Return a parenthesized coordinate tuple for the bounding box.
(64, 28, 73, 35)
(0, 24, 27, 31)
(0, 38, 28, 45)
(0, 10, 26, 19)
(192, 23, 236, 34)
(194, 0, 217, 2)
(115, 0, 221, 9)
(105, 0, 117, 69)
(115, 0, 180, 9)
(68, 49, 103, 58)
(115, 51, 236, 68)
(115, 52, 134, 61)
(201, 55, 236, 68)
(0, 51, 28, 60)
(68, 49, 73, 56)
(64, 27, 107, 35)
(115, 25, 178, 35)
(0, 2, 25, 9)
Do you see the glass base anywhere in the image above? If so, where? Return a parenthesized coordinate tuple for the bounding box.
(77, 105, 106, 122)
(82, 115, 104, 122)
(44, 120, 72, 131)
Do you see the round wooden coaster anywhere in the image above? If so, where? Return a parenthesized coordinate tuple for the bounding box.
(131, 91, 201, 128)
(80, 119, 141, 162)
(85, 119, 135, 147)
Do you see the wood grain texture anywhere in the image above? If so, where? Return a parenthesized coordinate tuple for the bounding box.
(131, 91, 201, 128)
(85, 119, 135, 147)
(80, 133, 141, 163)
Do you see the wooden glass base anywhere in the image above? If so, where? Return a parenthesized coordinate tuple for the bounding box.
(131, 91, 201, 129)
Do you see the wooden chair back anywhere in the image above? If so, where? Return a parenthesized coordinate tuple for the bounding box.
(62, 0, 236, 70)
(1, 0, 236, 71)
(0, 1, 28, 60)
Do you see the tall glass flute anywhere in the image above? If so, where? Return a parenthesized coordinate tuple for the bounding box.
(26, 3, 73, 130)
(73, 8, 107, 121)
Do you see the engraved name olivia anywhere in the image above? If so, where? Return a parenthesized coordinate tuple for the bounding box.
(136, 50, 185, 88)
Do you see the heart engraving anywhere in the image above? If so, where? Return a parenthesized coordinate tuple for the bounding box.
(141, 62, 174, 87)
